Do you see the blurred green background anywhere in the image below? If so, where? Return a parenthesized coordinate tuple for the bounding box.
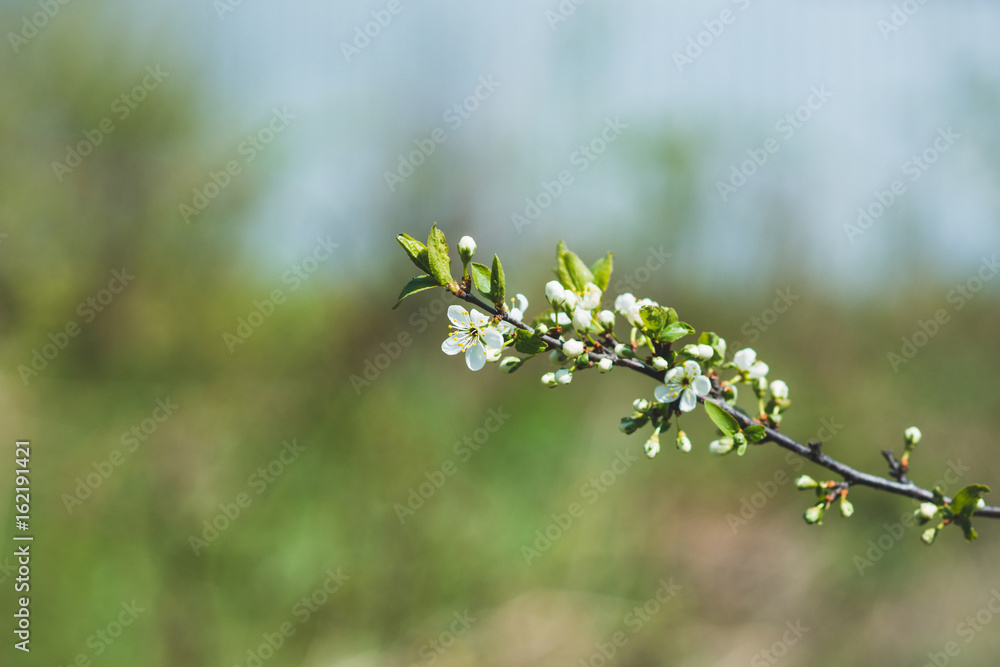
(2, 2, 1000, 666)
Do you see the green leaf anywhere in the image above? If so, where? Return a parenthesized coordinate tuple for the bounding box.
(932, 486, 947, 506)
(555, 241, 573, 288)
(563, 251, 595, 292)
(951, 484, 990, 519)
(490, 254, 506, 304)
(704, 401, 740, 437)
(960, 522, 978, 542)
(426, 224, 454, 287)
(396, 233, 430, 273)
(640, 305, 667, 332)
(470, 262, 492, 297)
(514, 330, 548, 355)
(392, 275, 438, 309)
(659, 322, 695, 343)
(744, 424, 767, 443)
(665, 307, 679, 326)
(591, 252, 614, 291)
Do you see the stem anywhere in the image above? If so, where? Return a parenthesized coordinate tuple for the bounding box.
(452, 288, 1000, 520)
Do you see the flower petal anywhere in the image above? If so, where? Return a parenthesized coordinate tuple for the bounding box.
(664, 367, 684, 383)
(733, 348, 756, 371)
(448, 305, 470, 328)
(469, 309, 490, 328)
(514, 294, 529, 312)
(692, 375, 711, 397)
(749, 361, 769, 379)
(679, 389, 697, 412)
(481, 327, 504, 350)
(442, 335, 463, 355)
(654, 384, 673, 403)
(465, 344, 487, 371)
(682, 360, 701, 380)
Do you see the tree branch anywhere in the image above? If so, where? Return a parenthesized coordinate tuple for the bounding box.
(453, 288, 1000, 521)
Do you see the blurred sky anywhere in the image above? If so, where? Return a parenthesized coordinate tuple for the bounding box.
(150, 0, 1000, 294)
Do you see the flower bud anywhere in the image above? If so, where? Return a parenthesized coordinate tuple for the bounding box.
(921, 527, 938, 545)
(916, 502, 938, 520)
(615, 343, 635, 359)
(572, 307, 592, 331)
(697, 344, 715, 360)
(795, 475, 819, 489)
(537, 323, 549, 334)
(708, 438, 734, 455)
(839, 497, 854, 517)
(644, 430, 661, 458)
(562, 339, 585, 357)
(555, 368, 573, 385)
(633, 398, 650, 412)
(544, 280, 565, 305)
(676, 431, 692, 453)
(978, 497, 986, 510)
(598, 310, 615, 328)
(753, 376, 767, 398)
(619, 417, 640, 434)
(562, 291, 579, 310)
(803, 504, 826, 525)
(541, 372, 557, 387)
(904, 426, 922, 446)
(598, 358, 613, 373)
(769, 380, 789, 400)
(651, 356, 670, 370)
(499, 357, 523, 373)
(457, 236, 476, 262)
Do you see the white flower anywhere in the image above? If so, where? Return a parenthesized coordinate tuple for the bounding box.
(485, 348, 502, 363)
(442, 305, 504, 371)
(579, 283, 601, 310)
(633, 398, 650, 411)
(804, 505, 825, 524)
(651, 356, 670, 370)
(696, 344, 715, 360)
(654, 360, 711, 412)
(644, 431, 660, 458)
(709, 438, 734, 455)
(498, 294, 529, 335)
(598, 310, 615, 328)
(541, 372, 557, 387)
(598, 358, 613, 373)
(572, 307, 592, 331)
(770, 380, 789, 400)
(614, 293, 642, 327)
(921, 527, 938, 544)
(555, 368, 573, 385)
(733, 348, 769, 379)
(549, 312, 572, 327)
(904, 426, 922, 445)
(545, 280, 565, 305)
(562, 291, 579, 310)
(795, 475, 818, 489)
(676, 431, 692, 453)
(562, 339, 584, 357)
(917, 502, 938, 520)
